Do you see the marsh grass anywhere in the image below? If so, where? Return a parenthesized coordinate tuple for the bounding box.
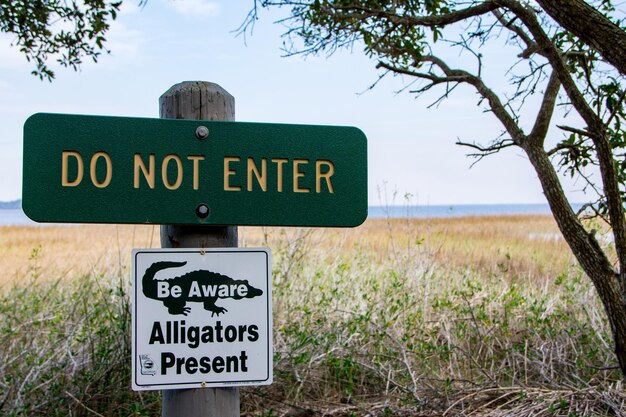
(1, 216, 624, 416)
(0, 224, 159, 286)
(243, 219, 623, 416)
(0, 250, 160, 416)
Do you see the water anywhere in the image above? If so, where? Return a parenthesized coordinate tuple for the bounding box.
(367, 203, 576, 219)
(0, 209, 37, 226)
(0, 204, 572, 226)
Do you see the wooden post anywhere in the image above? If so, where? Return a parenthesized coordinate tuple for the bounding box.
(159, 81, 240, 417)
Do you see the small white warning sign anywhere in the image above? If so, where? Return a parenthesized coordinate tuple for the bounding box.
(131, 248, 272, 391)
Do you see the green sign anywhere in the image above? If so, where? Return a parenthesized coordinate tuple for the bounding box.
(22, 113, 367, 227)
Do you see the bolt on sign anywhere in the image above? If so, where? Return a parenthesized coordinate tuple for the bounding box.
(132, 248, 272, 390)
(22, 113, 367, 227)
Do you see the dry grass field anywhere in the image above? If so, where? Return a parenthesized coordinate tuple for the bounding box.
(0, 215, 575, 286)
(1, 215, 624, 416)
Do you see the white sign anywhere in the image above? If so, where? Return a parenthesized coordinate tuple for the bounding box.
(131, 248, 272, 391)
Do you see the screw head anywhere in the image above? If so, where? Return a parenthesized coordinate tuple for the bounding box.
(195, 126, 209, 140)
(196, 204, 210, 219)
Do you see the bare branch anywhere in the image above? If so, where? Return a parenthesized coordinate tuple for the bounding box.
(578, 201, 610, 224)
(573, 167, 604, 200)
(501, 1, 599, 128)
(456, 139, 516, 166)
(492, 9, 543, 59)
(378, 53, 528, 146)
(547, 141, 579, 157)
(329, 1, 501, 28)
(557, 125, 591, 138)
(528, 71, 561, 146)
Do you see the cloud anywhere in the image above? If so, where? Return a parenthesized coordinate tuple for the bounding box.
(106, 21, 149, 58)
(165, 0, 220, 18)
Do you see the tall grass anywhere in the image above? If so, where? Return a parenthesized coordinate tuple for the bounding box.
(244, 221, 624, 416)
(0, 247, 159, 416)
(1, 217, 625, 416)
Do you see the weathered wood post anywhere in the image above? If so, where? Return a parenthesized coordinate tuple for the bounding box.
(159, 81, 240, 417)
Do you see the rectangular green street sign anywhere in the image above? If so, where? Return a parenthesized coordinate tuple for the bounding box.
(22, 113, 367, 227)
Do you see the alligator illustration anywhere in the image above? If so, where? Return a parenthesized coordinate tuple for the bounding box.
(142, 261, 263, 316)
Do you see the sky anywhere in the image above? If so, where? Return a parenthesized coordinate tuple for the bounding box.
(0, 0, 591, 206)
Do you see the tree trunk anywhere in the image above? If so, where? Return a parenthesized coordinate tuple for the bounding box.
(523, 143, 626, 375)
(536, 0, 626, 76)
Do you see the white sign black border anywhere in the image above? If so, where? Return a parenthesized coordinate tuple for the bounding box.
(131, 248, 272, 391)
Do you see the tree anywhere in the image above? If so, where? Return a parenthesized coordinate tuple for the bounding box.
(0, 0, 123, 81)
(245, 0, 626, 376)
